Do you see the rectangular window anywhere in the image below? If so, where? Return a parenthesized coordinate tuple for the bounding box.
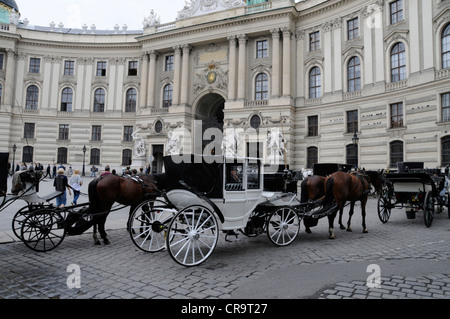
(90, 149, 100, 165)
(308, 116, 318, 137)
(347, 110, 358, 133)
(58, 124, 69, 140)
(390, 0, 404, 25)
(96, 61, 107, 76)
(123, 126, 134, 142)
(64, 60, 75, 76)
(0, 54, 4, 70)
(309, 31, 320, 52)
(347, 18, 359, 40)
(91, 125, 102, 142)
(256, 40, 268, 59)
(29, 58, 41, 73)
(128, 61, 138, 76)
(24, 123, 35, 139)
(390, 102, 404, 128)
(165, 55, 174, 71)
(442, 93, 450, 122)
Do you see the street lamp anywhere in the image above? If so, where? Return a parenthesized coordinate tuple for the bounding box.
(82, 145, 87, 177)
(11, 144, 17, 174)
(352, 133, 359, 170)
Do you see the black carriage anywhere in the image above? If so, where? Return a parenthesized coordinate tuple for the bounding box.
(377, 162, 449, 227)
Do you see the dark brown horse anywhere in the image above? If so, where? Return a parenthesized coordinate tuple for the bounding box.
(300, 175, 326, 233)
(86, 174, 160, 245)
(320, 170, 382, 239)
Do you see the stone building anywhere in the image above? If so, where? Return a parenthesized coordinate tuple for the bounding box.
(0, 0, 450, 174)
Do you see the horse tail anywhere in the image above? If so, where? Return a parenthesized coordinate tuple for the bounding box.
(318, 176, 335, 208)
(88, 178, 100, 213)
(300, 178, 309, 203)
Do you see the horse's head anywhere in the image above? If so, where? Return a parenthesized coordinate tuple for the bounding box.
(365, 170, 383, 195)
(11, 169, 43, 195)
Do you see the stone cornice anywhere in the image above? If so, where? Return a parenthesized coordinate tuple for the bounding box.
(17, 38, 142, 51)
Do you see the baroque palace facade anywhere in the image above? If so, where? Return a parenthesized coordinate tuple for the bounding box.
(1, 0, 450, 173)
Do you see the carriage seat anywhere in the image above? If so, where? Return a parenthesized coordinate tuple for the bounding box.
(39, 191, 63, 202)
(225, 183, 243, 191)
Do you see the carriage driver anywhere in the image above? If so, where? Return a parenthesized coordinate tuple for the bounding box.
(54, 168, 72, 208)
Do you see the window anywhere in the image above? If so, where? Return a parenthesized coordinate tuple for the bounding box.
(91, 125, 102, 142)
(64, 60, 75, 76)
(165, 55, 174, 71)
(93, 88, 105, 112)
(250, 115, 261, 129)
(346, 144, 358, 168)
(348, 57, 361, 92)
(163, 84, 173, 107)
(57, 147, 68, 164)
(443, 24, 450, 69)
(61, 87, 73, 112)
(122, 149, 132, 166)
(22, 146, 33, 163)
(442, 136, 450, 167)
(24, 123, 35, 139)
(123, 126, 133, 142)
(29, 58, 40, 73)
(255, 73, 268, 101)
(154, 121, 163, 134)
(0, 54, 4, 70)
(390, 102, 404, 128)
(25, 85, 39, 110)
(390, 141, 404, 168)
(128, 61, 138, 76)
(443, 93, 450, 122)
(390, 0, 404, 25)
(347, 110, 358, 133)
(347, 18, 359, 40)
(309, 67, 321, 99)
(391, 42, 406, 82)
(125, 88, 137, 113)
(309, 31, 320, 51)
(0, 83, 2, 104)
(256, 40, 268, 58)
(90, 148, 100, 165)
(96, 61, 107, 76)
(58, 124, 69, 140)
(308, 116, 318, 137)
(307, 146, 318, 169)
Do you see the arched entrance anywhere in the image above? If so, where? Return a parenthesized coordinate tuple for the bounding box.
(195, 93, 225, 152)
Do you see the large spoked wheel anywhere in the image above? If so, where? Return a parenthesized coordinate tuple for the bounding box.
(12, 204, 49, 241)
(377, 195, 392, 223)
(20, 209, 66, 252)
(128, 199, 176, 253)
(166, 205, 219, 267)
(266, 207, 300, 247)
(423, 191, 435, 228)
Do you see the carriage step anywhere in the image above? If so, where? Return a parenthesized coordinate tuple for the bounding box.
(308, 204, 338, 219)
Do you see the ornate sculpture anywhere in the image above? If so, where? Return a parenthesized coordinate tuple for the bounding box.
(177, 0, 246, 20)
(221, 128, 240, 157)
(267, 128, 285, 165)
(167, 131, 183, 155)
(132, 128, 146, 157)
(143, 10, 161, 28)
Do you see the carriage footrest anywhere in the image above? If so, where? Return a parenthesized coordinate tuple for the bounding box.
(309, 204, 338, 219)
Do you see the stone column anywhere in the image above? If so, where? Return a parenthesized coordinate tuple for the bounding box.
(180, 44, 191, 105)
(3, 49, 16, 107)
(237, 34, 248, 100)
(147, 51, 157, 108)
(323, 22, 332, 94)
(227, 36, 237, 100)
(139, 52, 149, 108)
(363, 8, 374, 86)
(421, 0, 433, 70)
(41, 56, 53, 110)
(282, 27, 291, 97)
(271, 28, 281, 97)
(172, 45, 182, 106)
(332, 19, 342, 92)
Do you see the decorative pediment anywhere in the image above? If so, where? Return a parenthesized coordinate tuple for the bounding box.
(177, 0, 246, 20)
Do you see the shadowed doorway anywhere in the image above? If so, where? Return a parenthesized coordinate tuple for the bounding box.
(195, 93, 225, 153)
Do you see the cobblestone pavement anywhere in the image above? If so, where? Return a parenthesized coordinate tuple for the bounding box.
(1, 188, 450, 300)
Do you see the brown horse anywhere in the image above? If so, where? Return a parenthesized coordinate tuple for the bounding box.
(86, 174, 160, 245)
(320, 170, 382, 239)
(300, 175, 326, 233)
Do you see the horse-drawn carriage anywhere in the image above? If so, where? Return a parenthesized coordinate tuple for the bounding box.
(377, 162, 450, 227)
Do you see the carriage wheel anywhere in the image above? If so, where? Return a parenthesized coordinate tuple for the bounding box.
(377, 195, 392, 223)
(266, 207, 300, 247)
(423, 191, 435, 228)
(12, 204, 49, 241)
(20, 209, 66, 252)
(166, 205, 219, 267)
(128, 199, 176, 253)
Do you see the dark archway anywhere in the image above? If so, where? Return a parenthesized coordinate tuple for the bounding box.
(195, 93, 225, 152)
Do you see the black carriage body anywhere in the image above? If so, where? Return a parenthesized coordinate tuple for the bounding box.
(0, 152, 8, 195)
(263, 164, 298, 193)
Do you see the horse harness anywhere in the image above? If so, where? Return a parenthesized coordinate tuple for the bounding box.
(352, 172, 370, 199)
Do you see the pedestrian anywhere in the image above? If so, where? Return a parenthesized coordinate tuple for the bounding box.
(52, 164, 57, 178)
(90, 165, 96, 177)
(45, 164, 51, 178)
(53, 168, 71, 208)
(69, 169, 83, 205)
(68, 165, 73, 176)
(100, 165, 112, 177)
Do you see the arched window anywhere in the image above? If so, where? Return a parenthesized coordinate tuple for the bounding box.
(348, 57, 361, 92)
(307, 146, 318, 169)
(93, 88, 105, 112)
(346, 144, 358, 168)
(122, 149, 132, 166)
(163, 84, 173, 108)
(443, 24, 450, 69)
(57, 147, 68, 164)
(25, 85, 39, 110)
(390, 141, 404, 168)
(391, 42, 406, 82)
(125, 88, 137, 113)
(442, 136, 450, 167)
(90, 148, 100, 165)
(61, 87, 73, 112)
(22, 146, 33, 163)
(255, 73, 268, 100)
(309, 67, 321, 99)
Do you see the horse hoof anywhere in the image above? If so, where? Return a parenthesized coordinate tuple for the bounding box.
(305, 228, 312, 234)
(94, 240, 101, 245)
(339, 225, 346, 230)
(363, 229, 368, 234)
(346, 227, 352, 232)
(329, 235, 336, 240)
(103, 239, 111, 245)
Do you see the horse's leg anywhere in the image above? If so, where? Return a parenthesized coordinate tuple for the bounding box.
(327, 207, 339, 239)
(98, 212, 110, 245)
(361, 197, 368, 233)
(93, 224, 101, 245)
(347, 202, 355, 232)
(338, 207, 345, 230)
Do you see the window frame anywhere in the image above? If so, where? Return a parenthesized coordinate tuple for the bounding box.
(256, 40, 269, 59)
(96, 61, 107, 77)
(91, 125, 102, 142)
(391, 42, 406, 83)
(442, 24, 450, 69)
(58, 124, 70, 141)
(390, 102, 404, 129)
(347, 17, 359, 40)
(163, 84, 173, 107)
(309, 31, 320, 52)
(29, 57, 41, 74)
(64, 60, 75, 76)
(255, 73, 269, 101)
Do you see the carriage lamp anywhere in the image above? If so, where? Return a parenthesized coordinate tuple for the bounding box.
(352, 133, 359, 170)
(12, 144, 17, 174)
(82, 145, 87, 176)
